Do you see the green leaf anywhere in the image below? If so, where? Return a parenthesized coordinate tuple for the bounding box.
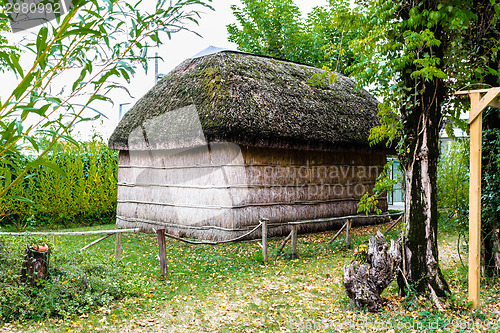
(27, 159, 67, 178)
(12, 73, 35, 99)
(9, 53, 24, 77)
(36, 26, 49, 68)
(22, 135, 40, 151)
(19, 104, 51, 119)
(0, 168, 12, 187)
(4, 195, 35, 204)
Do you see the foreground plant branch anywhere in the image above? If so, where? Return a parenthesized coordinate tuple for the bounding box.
(0, 0, 212, 201)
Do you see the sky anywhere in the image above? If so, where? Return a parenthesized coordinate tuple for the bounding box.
(106, 0, 327, 140)
(0, 0, 329, 141)
(156, 0, 325, 74)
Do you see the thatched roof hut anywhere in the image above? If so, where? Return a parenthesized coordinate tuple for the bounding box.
(109, 50, 388, 241)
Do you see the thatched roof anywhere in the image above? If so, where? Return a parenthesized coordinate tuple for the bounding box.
(108, 51, 380, 151)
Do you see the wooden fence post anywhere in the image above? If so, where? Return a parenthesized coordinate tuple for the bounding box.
(156, 229, 168, 276)
(291, 224, 298, 259)
(115, 233, 122, 260)
(261, 219, 268, 263)
(346, 219, 352, 249)
(468, 92, 482, 309)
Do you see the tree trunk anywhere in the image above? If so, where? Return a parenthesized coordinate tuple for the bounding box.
(343, 231, 401, 312)
(398, 18, 450, 299)
(21, 244, 50, 286)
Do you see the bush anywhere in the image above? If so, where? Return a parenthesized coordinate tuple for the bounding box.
(482, 126, 500, 234)
(437, 139, 469, 230)
(0, 136, 118, 229)
(482, 109, 500, 275)
(0, 235, 139, 323)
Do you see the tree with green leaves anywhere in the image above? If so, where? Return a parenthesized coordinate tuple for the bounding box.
(347, 0, 500, 303)
(469, 0, 500, 277)
(0, 0, 211, 204)
(227, 0, 356, 74)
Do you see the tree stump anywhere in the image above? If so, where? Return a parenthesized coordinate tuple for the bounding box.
(21, 244, 50, 286)
(343, 231, 401, 312)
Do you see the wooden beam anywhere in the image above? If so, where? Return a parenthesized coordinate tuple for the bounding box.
(455, 88, 495, 95)
(384, 214, 403, 235)
(277, 230, 293, 255)
(468, 92, 482, 310)
(79, 234, 113, 252)
(156, 229, 168, 276)
(345, 219, 352, 250)
(0, 228, 140, 236)
(327, 221, 348, 244)
(489, 99, 500, 109)
(468, 87, 500, 125)
(115, 233, 122, 260)
(291, 224, 298, 259)
(261, 219, 268, 263)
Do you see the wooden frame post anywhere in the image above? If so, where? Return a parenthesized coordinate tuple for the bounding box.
(261, 218, 268, 263)
(455, 87, 500, 310)
(115, 233, 122, 260)
(345, 219, 352, 249)
(468, 92, 482, 310)
(291, 224, 298, 259)
(156, 229, 168, 276)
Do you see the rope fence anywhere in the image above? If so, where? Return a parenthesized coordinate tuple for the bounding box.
(0, 212, 403, 276)
(0, 228, 140, 258)
(152, 212, 403, 274)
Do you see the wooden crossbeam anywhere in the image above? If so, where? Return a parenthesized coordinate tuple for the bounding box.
(489, 99, 500, 109)
(455, 88, 495, 95)
(468, 87, 500, 125)
(0, 228, 140, 236)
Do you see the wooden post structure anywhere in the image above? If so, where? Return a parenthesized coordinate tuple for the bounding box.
(156, 229, 168, 276)
(291, 224, 298, 259)
(345, 219, 352, 249)
(468, 91, 482, 310)
(115, 233, 122, 260)
(455, 87, 500, 309)
(261, 218, 268, 263)
(327, 221, 348, 244)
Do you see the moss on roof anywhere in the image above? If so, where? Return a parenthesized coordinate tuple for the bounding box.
(108, 51, 380, 151)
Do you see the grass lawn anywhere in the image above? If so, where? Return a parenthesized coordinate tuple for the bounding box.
(1, 221, 500, 332)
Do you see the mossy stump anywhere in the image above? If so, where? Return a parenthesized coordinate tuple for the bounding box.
(343, 232, 401, 312)
(21, 244, 50, 286)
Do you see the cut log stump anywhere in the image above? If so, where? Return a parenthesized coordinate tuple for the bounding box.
(21, 244, 51, 286)
(343, 231, 401, 312)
